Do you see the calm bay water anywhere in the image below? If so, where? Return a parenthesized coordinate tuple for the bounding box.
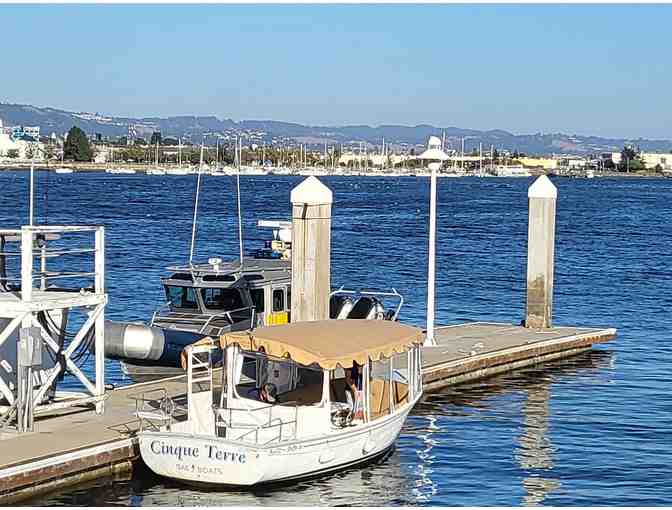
(1, 171, 670, 506)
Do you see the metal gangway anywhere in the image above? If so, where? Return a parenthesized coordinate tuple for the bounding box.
(0, 225, 107, 433)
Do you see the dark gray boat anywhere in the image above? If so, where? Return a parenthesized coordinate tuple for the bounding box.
(103, 225, 402, 382)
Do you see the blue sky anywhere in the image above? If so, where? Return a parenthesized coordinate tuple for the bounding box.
(2, 4, 670, 139)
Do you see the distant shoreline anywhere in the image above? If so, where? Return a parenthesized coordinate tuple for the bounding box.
(0, 162, 665, 179)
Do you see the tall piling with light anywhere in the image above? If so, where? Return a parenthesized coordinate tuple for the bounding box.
(525, 175, 558, 329)
(419, 137, 449, 346)
(290, 176, 333, 322)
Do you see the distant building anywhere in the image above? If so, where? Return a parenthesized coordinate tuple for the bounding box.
(611, 151, 672, 170)
(0, 132, 44, 160)
(9, 125, 40, 142)
(519, 157, 558, 170)
(640, 152, 672, 171)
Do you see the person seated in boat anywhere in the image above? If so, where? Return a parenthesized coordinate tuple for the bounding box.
(246, 381, 277, 404)
(259, 382, 277, 404)
(257, 346, 269, 388)
(344, 360, 364, 420)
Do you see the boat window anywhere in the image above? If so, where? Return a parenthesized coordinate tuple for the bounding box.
(203, 274, 236, 282)
(243, 274, 264, 281)
(273, 289, 284, 312)
(250, 289, 265, 313)
(286, 288, 291, 311)
(201, 288, 245, 310)
(168, 273, 193, 281)
(235, 352, 323, 406)
(368, 354, 409, 420)
(165, 286, 198, 309)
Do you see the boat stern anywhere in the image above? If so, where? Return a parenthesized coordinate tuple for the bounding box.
(139, 432, 264, 487)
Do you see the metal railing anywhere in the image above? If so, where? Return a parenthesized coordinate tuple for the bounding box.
(0, 225, 107, 432)
(150, 305, 254, 334)
(129, 388, 187, 432)
(213, 402, 298, 445)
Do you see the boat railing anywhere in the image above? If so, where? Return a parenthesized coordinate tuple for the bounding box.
(213, 402, 298, 445)
(150, 305, 254, 333)
(198, 306, 254, 334)
(130, 388, 187, 432)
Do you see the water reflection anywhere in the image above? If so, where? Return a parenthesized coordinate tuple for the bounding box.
(412, 415, 440, 503)
(516, 381, 561, 505)
(416, 349, 614, 505)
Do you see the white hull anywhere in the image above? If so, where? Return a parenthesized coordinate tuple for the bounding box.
(493, 165, 531, 177)
(166, 168, 191, 176)
(140, 401, 413, 487)
(106, 168, 136, 174)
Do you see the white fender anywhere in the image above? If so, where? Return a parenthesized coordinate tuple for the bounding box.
(319, 448, 336, 464)
(363, 436, 376, 454)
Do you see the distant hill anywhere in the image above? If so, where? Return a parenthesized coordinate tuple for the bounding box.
(1, 102, 670, 155)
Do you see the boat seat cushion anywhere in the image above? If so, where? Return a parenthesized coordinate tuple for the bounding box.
(277, 382, 323, 405)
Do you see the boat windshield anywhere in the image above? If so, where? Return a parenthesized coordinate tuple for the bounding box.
(201, 288, 245, 311)
(165, 285, 198, 309)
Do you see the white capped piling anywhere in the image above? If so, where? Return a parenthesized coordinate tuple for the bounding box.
(290, 176, 333, 322)
(419, 137, 449, 346)
(525, 175, 558, 329)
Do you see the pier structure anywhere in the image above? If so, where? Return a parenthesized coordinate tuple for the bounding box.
(290, 176, 333, 322)
(525, 175, 557, 329)
(0, 225, 107, 433)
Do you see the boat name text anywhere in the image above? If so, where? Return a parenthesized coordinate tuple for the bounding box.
(150, 440, 246, 463)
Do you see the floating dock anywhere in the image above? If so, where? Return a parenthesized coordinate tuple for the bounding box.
(0, 321, 615, 503)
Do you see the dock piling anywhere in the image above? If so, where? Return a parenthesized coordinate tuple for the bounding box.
(525, 175, 557, 329)
(290, 176, 333, 322)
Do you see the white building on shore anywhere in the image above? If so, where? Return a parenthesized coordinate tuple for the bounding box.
(611, 151, 672, 171)
(0, 118, 45, 160)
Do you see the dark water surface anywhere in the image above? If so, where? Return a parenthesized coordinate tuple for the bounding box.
(1, 172, 670, 506)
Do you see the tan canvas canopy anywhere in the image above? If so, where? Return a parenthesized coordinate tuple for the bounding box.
(204, 320, 423, 370)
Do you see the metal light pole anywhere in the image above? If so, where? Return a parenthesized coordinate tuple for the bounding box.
(418, 136, 449, 347)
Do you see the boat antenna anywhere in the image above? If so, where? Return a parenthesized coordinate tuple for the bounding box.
(189, 143, 205, 265)
(236, 137, 244, 267)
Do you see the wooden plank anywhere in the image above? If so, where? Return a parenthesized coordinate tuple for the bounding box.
(422, 322, 615, 389)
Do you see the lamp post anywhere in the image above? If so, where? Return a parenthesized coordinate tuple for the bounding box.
(418, 136, 449, 347)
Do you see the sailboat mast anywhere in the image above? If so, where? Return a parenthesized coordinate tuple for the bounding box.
(479, 142, 482, 175)
(236, 151, 244, 265)
(189, 145, 205, 264)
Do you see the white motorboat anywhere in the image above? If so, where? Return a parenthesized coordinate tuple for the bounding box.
(54, 168, 73, 174)
(147, 168, 167, 176)
(134, 319, 423, 487)
(106, 168, 136, 174)
(166, 167, 191, 176)
(492, 164, 531, 177)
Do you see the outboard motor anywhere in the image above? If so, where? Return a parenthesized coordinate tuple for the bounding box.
(347, 297, 386, 320)
(102, 321, 205, 368)
(347, 297, 375, 319)
(329, 295, 355, 320)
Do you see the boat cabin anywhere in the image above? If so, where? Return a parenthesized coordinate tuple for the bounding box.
(152, 257, 292, 335)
